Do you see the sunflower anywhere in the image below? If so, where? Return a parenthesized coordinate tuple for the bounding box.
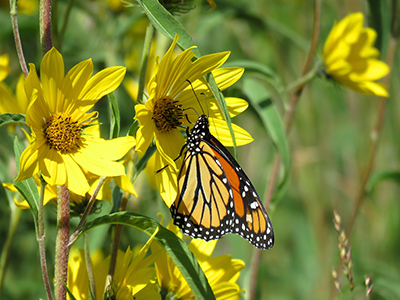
(323, 12, 390, 97)
(67, 231, 161, 300)
(152, 217, 245, 299)
(134, 34, 252, 206)
(16, 48, 136, 196)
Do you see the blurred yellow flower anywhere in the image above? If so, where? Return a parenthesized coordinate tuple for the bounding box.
(152, 218, 245, 299)
(16, 48, 135, 196)
(0, 74, 28, 114)
(0, 53, 10, 82)
(323, 12, 390, 97)
(134, 34, 252, 206)
(68, 231, 161, 300)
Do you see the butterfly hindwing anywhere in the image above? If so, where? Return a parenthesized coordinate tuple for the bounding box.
(208, 135, 274, 249)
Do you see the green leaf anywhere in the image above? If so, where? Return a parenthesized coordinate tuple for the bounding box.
(77, 212, 216, 300)
(225, 60, 286, 106)
(128, 119, 139, 137)
(367, 170, 400, 193)
(205, 73, 237, 157)
(0, 113, 26, 127)
(13, 136, 39, 230)
(136, 0, 201, 57)
(242, 78, 291, 202)
(108, 92, 120, 139)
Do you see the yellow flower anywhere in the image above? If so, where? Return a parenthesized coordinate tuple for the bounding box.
(206, 0, 216, 8)
(323, 12, 390, 97)
(152, 218, 245, 299)
(16, 48, 135, 196)
(134, 34, 252, 206)
(68, 231, 161, 300)
(0, 74, 28, 114)
(0, 53, 10, 82)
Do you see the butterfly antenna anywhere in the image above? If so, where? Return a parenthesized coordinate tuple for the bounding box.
(200, 92, 209, 117)
(186, 79, 205, 115)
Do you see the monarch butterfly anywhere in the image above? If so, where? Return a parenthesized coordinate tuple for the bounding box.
(170, 114, 274, 250)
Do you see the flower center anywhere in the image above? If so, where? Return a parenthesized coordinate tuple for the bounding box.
(152, 97, 183, 132)
(43, 113, 82, 153)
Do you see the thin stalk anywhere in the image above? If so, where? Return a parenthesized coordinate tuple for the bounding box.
(105, 152, 136, 290)
(54, 185, 70, 300)
(84, 233, 96, 299)
(58, 0, 75, 51)
(68, 176, 107, 247)
(0, 196, 22, 294)
(136, 22, 154, 104)
(9, 0, 28, 77)
(40, 0, 53, 54)
(247, 1, 322, 300)
(38, 177, 54, 300)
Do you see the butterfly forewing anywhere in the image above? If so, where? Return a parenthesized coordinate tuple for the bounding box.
(171, 141, 234, 240)
(170, 115, 274, 250)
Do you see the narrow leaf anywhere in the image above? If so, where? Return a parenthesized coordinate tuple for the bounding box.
(108, 92, 120, 139)
(367, 170, 400, 193)
(132, 145, 156, 182)
(77, 212, 215, 300)
(13, 136, 39, 230)
(136, 0, 201, 57)
(242, 78, 291, 202)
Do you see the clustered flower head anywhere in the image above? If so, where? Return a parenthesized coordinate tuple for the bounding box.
(323, 12, 390, 97)
(151, 217, 245, 299)
(134, 34, 253, 206)
(16, 48, 136, 196)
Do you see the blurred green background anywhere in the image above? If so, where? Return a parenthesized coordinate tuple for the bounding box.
(0, 0, 399, 299)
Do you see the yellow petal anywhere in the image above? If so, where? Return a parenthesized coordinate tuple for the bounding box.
(16, 143, 40, 181)
(79, 66, 126, 112)
(208, 118, 253, 147)
(154, 152, 178, 207)
(62, 155, 90, 196)
(15, 74, 29, 113)
(82, 136, 135, 161)
(61, 59, 93, 111)
(40, 48, 65, 113)
(25, 63, 45, 109)
(0, 82, 16, 114)
(0, 54, 10, 82)
(71, 150, 126, 178)
(154, 129, 185, 172)
(188, 239, 217, 262)
(114, 174, 138, 197)
(42, 149, 66, 186)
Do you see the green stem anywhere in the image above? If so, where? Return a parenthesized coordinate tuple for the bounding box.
(136, 22, 154, 104)
(68, 176, 107, 247)
(106, 152, 135, 291)
(40, 0, 53, 54)
(9, 0, 28, 77)
(0, 196, 22, 294)
(83, 233, 96, 299)
(286, 59, 322, 95)
(38, 177, 54, 300)
(54, 185, 70, 300)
